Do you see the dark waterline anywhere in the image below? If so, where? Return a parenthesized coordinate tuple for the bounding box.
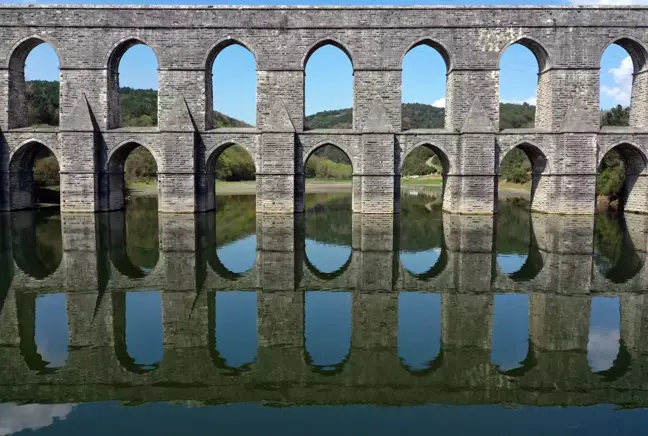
(0, 192, 647, 435)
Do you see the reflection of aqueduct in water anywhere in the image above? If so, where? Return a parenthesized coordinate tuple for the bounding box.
(5, 6, 648, 214)
(1, 211, 648, 406)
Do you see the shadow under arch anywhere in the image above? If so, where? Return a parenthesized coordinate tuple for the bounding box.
(499, 142, 549, 212)
(207, 290, 256, 375)
(106, 38, 159, 129)
(107, 140, 159, 212)
(594, 339, 632, 382)
(7, 36, 61, 129)
(11, 210, 62, 280)
(16, 292, 66, 374)
(601, 37, 647, 75)
(9, 140, 61, 211)
(204, 141, 257, 213)
(598, 142, 648, 213)
(106, 209, 159, 279)
(112, 291, 161, 374)
(595, 214, 644, 284)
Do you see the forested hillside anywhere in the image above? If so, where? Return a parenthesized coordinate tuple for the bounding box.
(26, 81, 627, 199)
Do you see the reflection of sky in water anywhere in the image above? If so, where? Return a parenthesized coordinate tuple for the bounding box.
(398, 292, 441, 370)
(491, 294, 529, 371)
(400, 249, 441, 275)
(0, 403, 76, 435)
(497, 254, 527, 275)
(126, 291, 163, 368)
(216, 235, 256, 274)
(588, 297, 620, 372)
(35, 294, 68, 368)
(215, 291, 257, 368)
(305, 292, 352, 369)
(305, 240, 352, 274)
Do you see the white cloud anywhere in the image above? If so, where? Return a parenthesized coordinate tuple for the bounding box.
(432, 98, 445, 108)
(501, 96, 537, 106)
(0, 404, 76, 435)
(601, 56, 633, 106)
(588, 328, 620, 372)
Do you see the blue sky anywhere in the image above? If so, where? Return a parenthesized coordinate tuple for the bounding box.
(20, 0, 639, 124)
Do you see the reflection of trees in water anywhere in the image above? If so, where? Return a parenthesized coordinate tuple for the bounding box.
(215, 195, 256, 247)
(496, 199, 533, 255)
(594, 213, 642, 283)
(399, 192, 443, 252)
(125, 197, 159, 270)
(34, 212, 62, 274)
(305, 194, 352, 246)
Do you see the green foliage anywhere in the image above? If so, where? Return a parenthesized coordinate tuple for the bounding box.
(402, 147, 438, 176)
(305, 108, 352, 129)
(597, 150, 625, 198)
(499, 103, 535, 129)
(401, 103, 444, 129)
(214, 111, 251, 128)
(120, 87, 158, 126)
(27, 80, 59, 126)
(215, 145, 256, 181)
(500, 148, 531, 183)
(305, 156, 352, 179)
(601, 105, 630, 127)
(124, 146, 158, 182)
(33, 153, 60, 187)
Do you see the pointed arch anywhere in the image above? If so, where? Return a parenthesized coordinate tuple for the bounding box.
(499, 141, 550, 212)
(9, 140, 60, 210)
(206, 38, 258, 129)
(7, 36, 61, 129)
(205, 141, 257, 212)
(107, 140, 160, 211)
(302, 38, 355, 70)
(401, 38, 452, 72)
(499, 36, 552, 73)
(597, 142, 648, 213)
(106, 38, 159, 129)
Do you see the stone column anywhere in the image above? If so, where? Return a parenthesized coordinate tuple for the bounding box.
(257, 70, 304, 132)
(258, 101, 298, 214)
(357, 98, 397, 214)
(354, 69, 402, 132)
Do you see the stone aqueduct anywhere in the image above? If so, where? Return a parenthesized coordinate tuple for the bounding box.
(2, 5, 648, 214)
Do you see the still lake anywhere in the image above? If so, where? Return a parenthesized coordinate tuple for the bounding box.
(0, 190, 647, 435)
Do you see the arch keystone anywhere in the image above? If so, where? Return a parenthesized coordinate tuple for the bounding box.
(264, 99, 295, 133)
(363, 96, 393, 133)
(460, 98, 495, 133)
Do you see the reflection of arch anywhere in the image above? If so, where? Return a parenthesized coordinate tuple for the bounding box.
(399, 349, 444, 376)
(595, 339, 632, 382)
(203, 213, 256, 280)
(7, 36, 60, 129)
(205, 39, 257, 130)
(11, 210, 61, 280)
(106, 38, 158, 129)
(401, 38, 452, 72)
(495, 214, 544, 283)
(499, 36, 552, 73)
(112, 292, 161, 374)
(598, 142, 648, 212)
(596, 215, 644, 284)
(304, 246, 353, 281)
(500, 142, 549, 211)
(207, 291, 255, 375)
(496, 340, 538, 377)
(302, 38, 355, 69)
(17, 293, 64, 374)
(399, 248, 448, 280)
(107, 210, 159, 279)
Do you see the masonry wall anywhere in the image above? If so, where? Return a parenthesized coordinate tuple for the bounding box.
(1, 5, 648, 214)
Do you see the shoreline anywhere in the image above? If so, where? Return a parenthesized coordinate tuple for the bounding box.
(126, 180, 530, 198)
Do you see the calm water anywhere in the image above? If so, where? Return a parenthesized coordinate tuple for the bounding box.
(0, 191, 647, 435)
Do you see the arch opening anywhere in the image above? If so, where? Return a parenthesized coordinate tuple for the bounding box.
(208, 42, 256, 129)
(108, 142, 158, 211)
(210, 291, 258, 373)
(499, 143, 548, 212)
(304, 43, 354, 130)
(107, 40, 158, 129)
(206, 143, 256, 213)
(10, 141, 60, 210)
(303, 143, 354, 212)
(113, 291, 164, 373)
(398, 292, 442, 373)
(491, 294, 533, 374)
(499, 39, 547, 130)
(8, 38, 60, 129)
(400, 143, 449, 211)
(401, 41, 448, 130)
(597, 143, 647, 213)
(600, 39, 648, 128)
(18, 293, 69, 374)
(594, 213, 644, 284)
(304, 291, 352, 374)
